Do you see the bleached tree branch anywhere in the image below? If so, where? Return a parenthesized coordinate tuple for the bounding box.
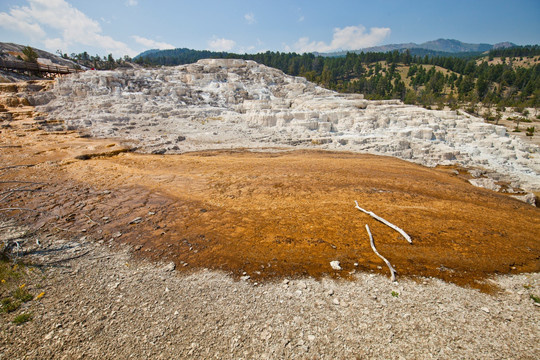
(366, 224, 397, 282)
(354, 201, 412, 244)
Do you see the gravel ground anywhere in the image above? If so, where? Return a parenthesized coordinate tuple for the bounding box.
(1, 222, 539, 359)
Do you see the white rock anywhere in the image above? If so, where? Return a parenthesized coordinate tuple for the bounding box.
(330, 261, 342, 271)
(163, 262, 176, 272)
(510, 192, 537, 206)
(129, 216, 143, 224)
(468, 178, 501, 192)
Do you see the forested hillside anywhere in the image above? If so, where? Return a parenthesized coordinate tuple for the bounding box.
(134, 46, 540, 119)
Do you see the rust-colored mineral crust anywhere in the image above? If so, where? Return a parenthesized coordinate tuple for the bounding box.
(2, 115, 538, 291)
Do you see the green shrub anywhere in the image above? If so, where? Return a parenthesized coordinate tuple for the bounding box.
(12, 313, 32, 325)
(22, 46, 38, 63)
(12, 286, 33, 302)
(1, 298, 21, 313)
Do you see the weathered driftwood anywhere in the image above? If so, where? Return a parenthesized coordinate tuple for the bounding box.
(354, 201, 412, 244)
(366, 224, 397, 282)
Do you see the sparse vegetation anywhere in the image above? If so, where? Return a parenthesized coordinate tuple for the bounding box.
(12, 312, 32, 325)
(21, 46, 38, 63)
(0, 258, 39, 320)
(1, 297, 21, 313)
(13, 284, 33, 302)
(391, 291, 399, 298)
(531, 294, 540, 303)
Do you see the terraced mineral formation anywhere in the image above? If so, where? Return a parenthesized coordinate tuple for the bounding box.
(35, 59, 540, 191)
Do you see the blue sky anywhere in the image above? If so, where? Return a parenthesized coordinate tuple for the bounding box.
(0, 0, 539, 58)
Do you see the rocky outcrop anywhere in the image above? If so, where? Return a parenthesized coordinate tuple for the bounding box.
(35, 59, 540, 191)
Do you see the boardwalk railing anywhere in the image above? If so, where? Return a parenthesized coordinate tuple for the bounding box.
(0, 59, 81, 75)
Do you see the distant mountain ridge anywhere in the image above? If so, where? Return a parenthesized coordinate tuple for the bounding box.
(316, 38, 518, 57)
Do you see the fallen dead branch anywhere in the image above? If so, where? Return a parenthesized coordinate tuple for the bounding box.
(0, 188, 40, 202)
(0, 189, 40, 195)
(354, 201, 412, 244)
(0, 207, 41, 213)
(84, 214, 101, 226)
(366, 224, 397, 282)
(0, 181, 47, 185)
(43, 250, 91, 265)
(0, 164, 35, 171)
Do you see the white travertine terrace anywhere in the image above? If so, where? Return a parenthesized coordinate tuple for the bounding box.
(36, 59, 540, 192)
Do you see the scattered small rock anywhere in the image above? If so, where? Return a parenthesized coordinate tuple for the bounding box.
(164, 262, 176, 272)
(481, 307, 490, 313)
(129, 217, 143, 224)
(330, 261, 342, 270)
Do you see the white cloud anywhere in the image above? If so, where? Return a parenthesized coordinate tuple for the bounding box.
(298, 15, 305, 22)
(0, 10, 46, 39)
(125, 0, 138, 6)
(44, 37, 65, 51)
(132, 36, 174, 50)
(293, 25, 391, 53)
(244, 12, 256, 25)
(0, 0, 136, 57)
(208, 37, 236, 52)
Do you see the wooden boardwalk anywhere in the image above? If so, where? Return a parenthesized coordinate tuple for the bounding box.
(0, 59, 81, 76)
